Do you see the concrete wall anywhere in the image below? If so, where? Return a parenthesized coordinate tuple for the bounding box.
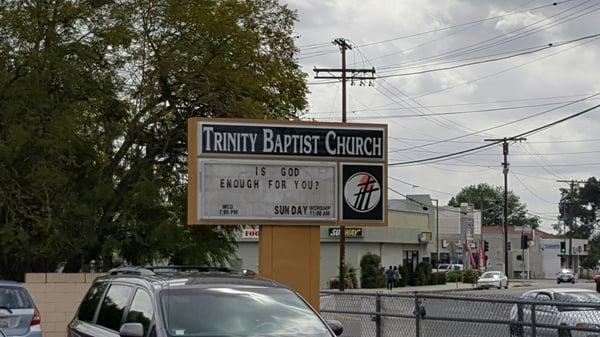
(24, 273, 101, 337)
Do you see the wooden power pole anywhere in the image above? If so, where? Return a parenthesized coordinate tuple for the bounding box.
(314, 38, 375, 291)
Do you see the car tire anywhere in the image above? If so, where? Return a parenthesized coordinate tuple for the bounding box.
(558, 327, 571, 337)
(510, 324, 523, 337)
(557, 280, 561, 284)
(504, 281, 509, 289)
(571, 279, 575, 284)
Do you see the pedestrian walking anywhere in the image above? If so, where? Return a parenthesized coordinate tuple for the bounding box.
(393, 266, 400, 287)
(385, 265, 395, 290)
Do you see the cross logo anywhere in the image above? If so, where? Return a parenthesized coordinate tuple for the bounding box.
(344, 172, 381, 213)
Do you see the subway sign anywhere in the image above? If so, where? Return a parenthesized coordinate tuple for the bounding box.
(328, 227, 364, 238)
(188, 118, 387, 226)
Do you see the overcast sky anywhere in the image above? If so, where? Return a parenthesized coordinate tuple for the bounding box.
(285, 0, 600, 233)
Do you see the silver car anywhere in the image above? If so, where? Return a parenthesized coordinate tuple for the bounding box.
(510, 288, 600, 337)
(0, 281, 42, 337)
(477, 271, 509, 289)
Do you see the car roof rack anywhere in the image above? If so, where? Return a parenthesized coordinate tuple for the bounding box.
(108, 266, 156, 276)
(144, 266, 241, 274)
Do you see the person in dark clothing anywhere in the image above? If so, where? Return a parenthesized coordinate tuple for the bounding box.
(385, 265, 395, 290)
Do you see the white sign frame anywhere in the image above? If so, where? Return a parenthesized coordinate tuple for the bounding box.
(198, 158, 337, 222)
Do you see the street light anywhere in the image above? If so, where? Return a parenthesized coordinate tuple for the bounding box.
(423, 199, 439, 267)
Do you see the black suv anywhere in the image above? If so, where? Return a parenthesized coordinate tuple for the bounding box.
(68, 266, 343, 337)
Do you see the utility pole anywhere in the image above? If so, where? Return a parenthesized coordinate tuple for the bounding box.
(557, 179, 585, 270)
(314, 38, 376, 291)
(484, 137, 526, 277)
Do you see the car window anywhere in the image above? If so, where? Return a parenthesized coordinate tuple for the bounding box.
(160, 287, 331, 337)
(0, 286, 32, 309)
(78, 282, 108, 322)
(481, 272, 500, 278)
(536, 293, 552, 301)
(126, 289, 154, 336)
(521, 292, 537, 300)
(453, 265, 462, 270)
(555, 291, 600, 311)
(97, 285, 134, 331)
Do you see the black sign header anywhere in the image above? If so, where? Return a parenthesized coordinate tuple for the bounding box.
(199, 122, 385, 159)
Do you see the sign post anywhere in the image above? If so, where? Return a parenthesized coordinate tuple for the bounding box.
(188, 118, 387, 307)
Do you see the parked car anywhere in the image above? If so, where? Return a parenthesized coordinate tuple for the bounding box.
(509, 288, 600, 337)
(476, 271, 509, 289)
(0, 281, 42, 337)
(69, 266, 343, 337)
(557, 269, 576, 284)
(436, 263, 464, 273)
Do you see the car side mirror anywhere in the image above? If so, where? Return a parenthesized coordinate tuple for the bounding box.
(119, 323, 144, 337)
(326, 319, 344, 336)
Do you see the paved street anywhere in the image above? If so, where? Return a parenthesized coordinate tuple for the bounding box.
(321, 280, 598, 337)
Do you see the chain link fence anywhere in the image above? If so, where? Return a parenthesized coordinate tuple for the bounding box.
(320, 290, 600, 337)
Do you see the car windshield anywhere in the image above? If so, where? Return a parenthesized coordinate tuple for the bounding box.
(560, 269, 573, 274)
(0, 286, 32, 309)
(160, 286, 331, 337)
(554, 292, 600, 311)
(437, 264, 449, 270)
(480, 272, 500, 278)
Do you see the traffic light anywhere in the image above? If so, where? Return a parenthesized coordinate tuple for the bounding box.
(560, 241, 566, 254)
(521, 234, 529, 249)
(484, 241, 489, 252)
(508, 242, 511, 251)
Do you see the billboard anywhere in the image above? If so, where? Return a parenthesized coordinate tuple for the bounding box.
(188, 118, 387, 225)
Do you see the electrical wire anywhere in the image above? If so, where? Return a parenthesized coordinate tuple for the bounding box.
(388, 99, 600, 165)
(413, 35, 600, 100)
(356, 1, 566, 48)
(377, 32, 600, 78)
(512, 172, 559, 204)
(391, 92, 600, 153)
(387, 0, 599, 71)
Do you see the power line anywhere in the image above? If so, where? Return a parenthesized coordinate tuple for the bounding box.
(357, 1, 566, 48)
(376, 32, 600, 78)
(360, 0, 578, 65)
(388, 1, 599, 71)
(388, 176, 455, 196)
(413, 34, 600, 100)
(388, 99, 600, 165)
(303, 93, 599, 115)
(512, 172, 558, 204)
(391, 93, 600, 153)
(309, 101, 585, 119)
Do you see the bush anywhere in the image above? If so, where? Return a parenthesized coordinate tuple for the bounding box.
(463, 269, 479, 283)
(447, 270, 463, 282)
(429, 272, 439, 285)
(415, 262, 433, 285)
(408, 276, 419, 286)
(429, 272, 446, 285)
(360, 252, 386, 288)
(398, 265, 409, 287)
(434, 272, 447, 284)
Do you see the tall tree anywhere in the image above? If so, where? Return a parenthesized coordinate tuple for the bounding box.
(556, 177, 599, 268)
(449, 183, 540, 229)
(0, 0, 307, 279)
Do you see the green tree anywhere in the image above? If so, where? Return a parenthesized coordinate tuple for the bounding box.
(449, 183, 540, 229)
(0, 0, 307, 279)
(555, 177, 599, 268)
(360, 253, 386, 289)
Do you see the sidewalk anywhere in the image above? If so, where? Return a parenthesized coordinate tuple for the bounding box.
(322, 279, 539, 294)
(323, 282, 476, 294)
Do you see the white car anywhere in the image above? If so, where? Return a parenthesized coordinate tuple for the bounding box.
(476, 271, 509, 289)
(436, 263, 464, 273)
(509, 288, 600, 337)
